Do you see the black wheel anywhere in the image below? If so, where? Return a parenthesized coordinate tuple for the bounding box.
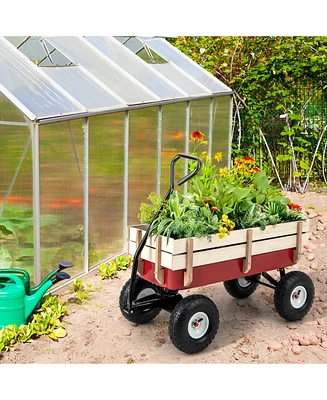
(168, 294, 219, 354)
(274, 271, 315, 321)
(119, 276, 161, 324)
(223, 274, 261, 299)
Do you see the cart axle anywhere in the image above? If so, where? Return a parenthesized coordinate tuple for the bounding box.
(125, 293, 183, 315)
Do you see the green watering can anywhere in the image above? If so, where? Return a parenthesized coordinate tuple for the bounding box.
(0, 261, 73, 329)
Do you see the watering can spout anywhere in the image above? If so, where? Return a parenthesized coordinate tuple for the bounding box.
(24, 271, 70, 321)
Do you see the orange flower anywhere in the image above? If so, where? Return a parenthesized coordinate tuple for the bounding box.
(191, 130, 205, 142)
(241, 157, 255, 165)
(253, 167, 260, 173)
(288, 203, 302, 212)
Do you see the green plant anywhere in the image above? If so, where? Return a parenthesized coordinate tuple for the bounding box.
(0, 293, 67, 352)
(70, 278, 94, 304)
(138, 192, 164, 224)
(170, 36, 327, 189)
(140, 132, 305, 242)
(99, 255, 133, 280)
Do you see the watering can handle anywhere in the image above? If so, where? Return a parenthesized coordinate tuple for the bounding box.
(0, 273, 25, 289)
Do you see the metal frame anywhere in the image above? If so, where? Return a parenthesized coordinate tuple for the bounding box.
(83, 118, 89, 273)
(31, 123, 41, 284)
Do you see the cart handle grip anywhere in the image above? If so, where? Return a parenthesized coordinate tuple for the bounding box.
(170, 154, 202, 189)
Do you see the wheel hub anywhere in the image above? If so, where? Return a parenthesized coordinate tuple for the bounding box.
(290, 285, 307, 309)
(188, 312, 209, 339)
(237, 277, 251, 288)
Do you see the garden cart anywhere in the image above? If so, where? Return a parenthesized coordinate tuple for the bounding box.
(120, 154, 314, 354)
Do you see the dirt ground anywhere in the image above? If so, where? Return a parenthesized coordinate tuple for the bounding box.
(1, 190, 327, 367)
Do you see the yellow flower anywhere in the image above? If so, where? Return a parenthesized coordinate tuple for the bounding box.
(221, 214, 229, 223)
(218, 232, 226, 239)
(215, 152, 223, 162)
(201, 151, 209, 160)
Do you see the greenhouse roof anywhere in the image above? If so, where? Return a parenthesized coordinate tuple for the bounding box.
(0, 36, 232, 123)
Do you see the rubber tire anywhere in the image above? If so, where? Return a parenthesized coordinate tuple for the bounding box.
(274, 271, 315, 321)
(223, 274, 261, 299)
(168, 294, 219, 354)
(119, 276, 161, 324)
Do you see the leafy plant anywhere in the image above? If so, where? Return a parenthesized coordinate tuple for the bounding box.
(139, 132, 306, 242)
(0, 293, 67, 352)
(170, 36, 327, 189)
(99, 255, 133, 280)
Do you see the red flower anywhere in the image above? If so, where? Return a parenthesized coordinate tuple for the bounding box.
(241, 157, 255, 165)
(252, 167, 260, 173)
(191, 130, 205, 141)
(210, 206, 218, 211)
(204, 199, 211, 204)
(288, 203, 302, 212)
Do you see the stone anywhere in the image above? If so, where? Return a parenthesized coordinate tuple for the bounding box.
(307, 212, 318, 219)
(268, 342, 283, 351)
(309, 336, 320, 345)
(291, 345, 302, 354)
(307, 253, 316, 261)
(299, 338, 310, 346)
(309, 262, 319, 270)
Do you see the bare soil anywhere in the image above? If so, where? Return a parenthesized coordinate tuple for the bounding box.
(1, 191, 327, 365)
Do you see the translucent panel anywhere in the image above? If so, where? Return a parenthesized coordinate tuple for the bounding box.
(43, 67, 124, 110)
(190, 99, 211, 140)
(128, 107, 158, 225)
(0, 37, 86, 120)
(123, 37, 143, 54)
(152, 64, 210, 96)
(161, 103, 187, 194)
(47, 37, 158, 105)
(114, 37, 129, 44)
(39, 120, 85, 280)
(38, 47, 76, 67)
(212, 96, 232, 168)
(85, 36, 184, 100)
(0, 92, 26, 122)
(89, 113, 125, 265)
(17, 37, 55, 64)
(144, 38, 232, 94)
(5, 36, 28, 47)
(137, 47, 167, 64)
(0, 124, 34, 277)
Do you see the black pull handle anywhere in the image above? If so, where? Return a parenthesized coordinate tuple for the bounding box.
(170, 154, 202, 190)
(58, 260, 74, 270)
(51, 271, 71, 285)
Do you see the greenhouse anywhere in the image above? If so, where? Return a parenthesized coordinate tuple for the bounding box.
(0, 36, 233, 285)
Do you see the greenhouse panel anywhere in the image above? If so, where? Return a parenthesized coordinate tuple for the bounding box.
(128, 107, 158, 225)
(88, 113, 125, 265)
(0, 121, 33, 274)
(39, 120, 85, 281)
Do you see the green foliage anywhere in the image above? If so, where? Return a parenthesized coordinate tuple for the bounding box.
(138, 192, 163, 224)
(99, 255, 133, 280)
(71, 278, 93, 304)
(169, 36, 327, 188)
(141, 133, 305, 242)
(0, 294, 67, 352)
